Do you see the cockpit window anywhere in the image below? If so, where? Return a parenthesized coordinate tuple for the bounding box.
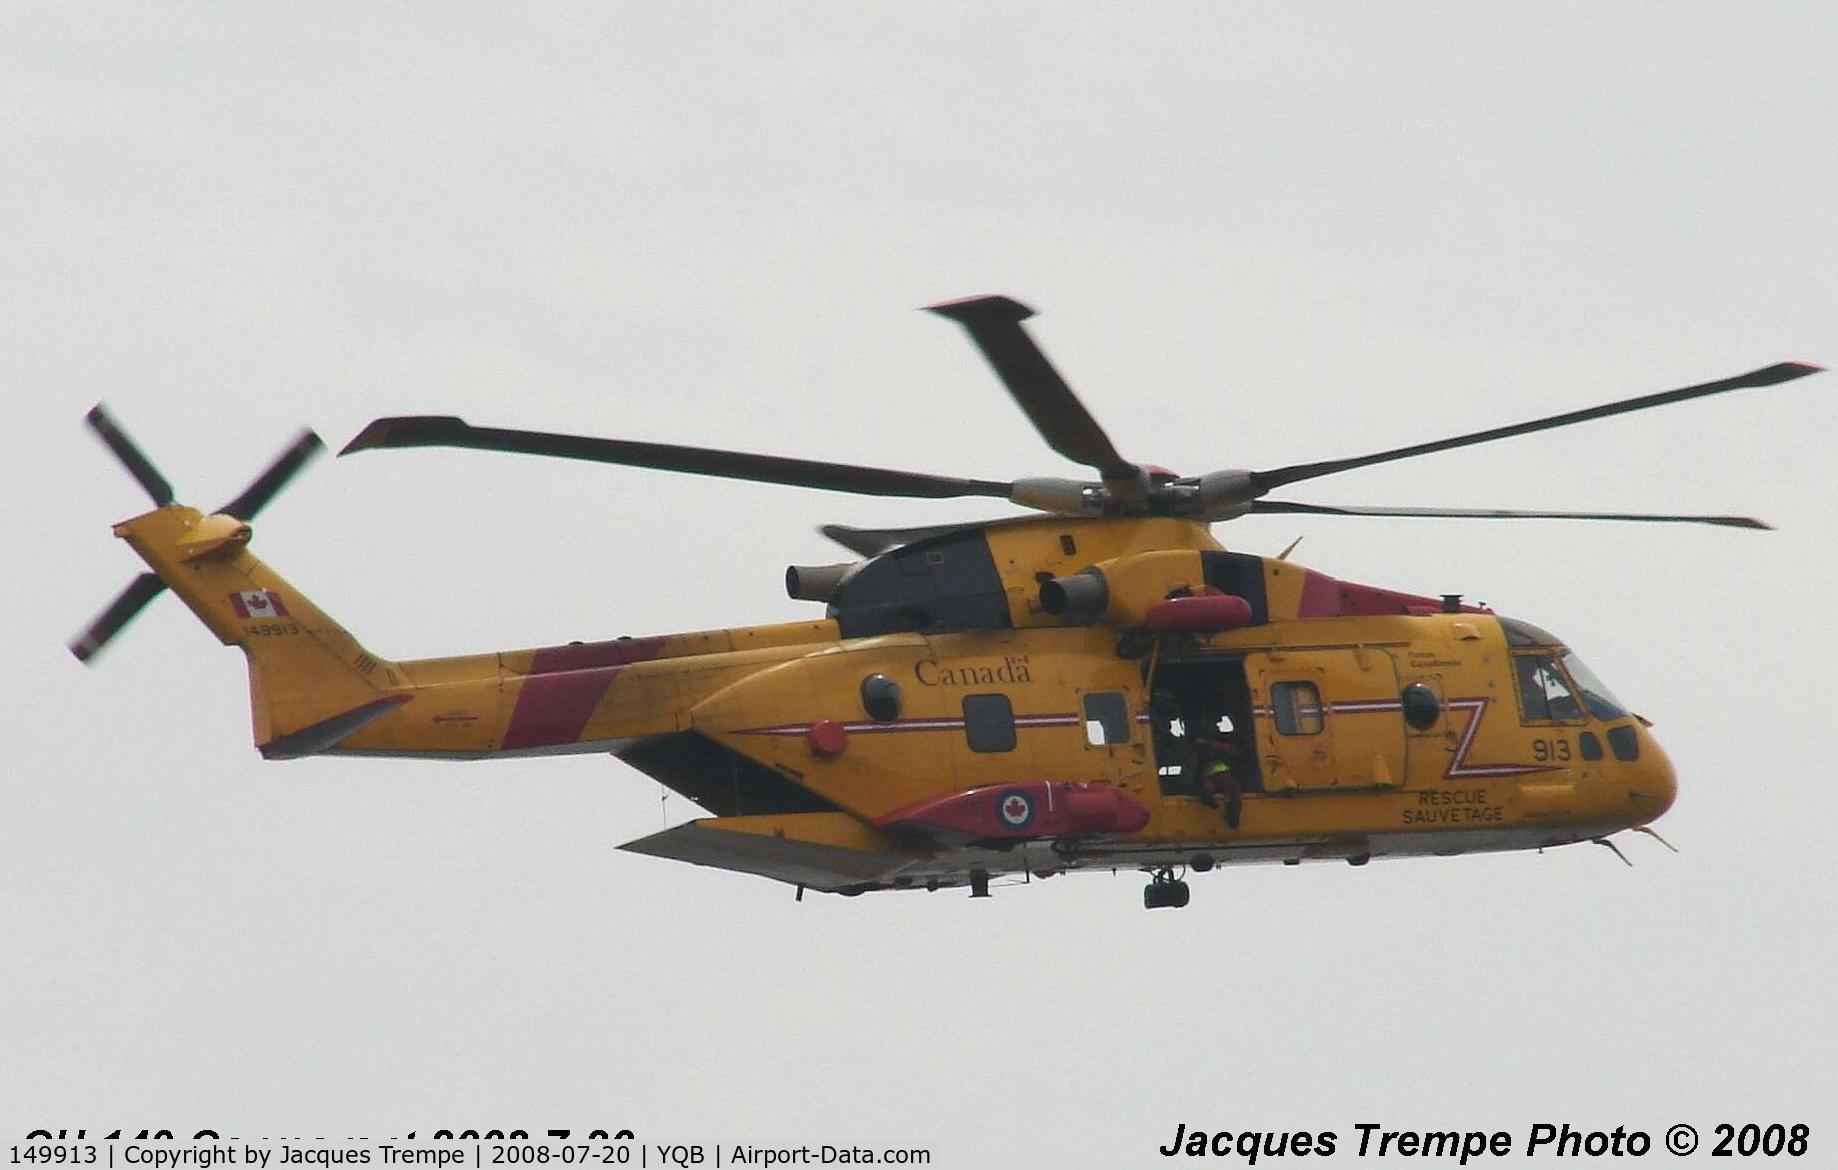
(1560, 651, 1629, 721)
(1513, 654, 1585, 724)
(1499, 617, 1564, 648)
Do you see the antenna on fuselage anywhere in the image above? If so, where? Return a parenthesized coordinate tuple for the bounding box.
(1631, 825, 1679, 853)
(1591, 837, 1634, 867)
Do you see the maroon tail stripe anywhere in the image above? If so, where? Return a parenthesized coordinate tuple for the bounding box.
(500, 640, 666, 749)
(502, 666, 622, 749)
(523, 635, 667, 673)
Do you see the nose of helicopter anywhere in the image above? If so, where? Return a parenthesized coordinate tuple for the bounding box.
(1628, 723, 1678, 824)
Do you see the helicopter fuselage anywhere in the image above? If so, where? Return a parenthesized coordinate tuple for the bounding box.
(107, 506, 1676, 902)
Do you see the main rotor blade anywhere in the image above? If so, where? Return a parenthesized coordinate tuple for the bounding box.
(820, 515, 1049, 557)
(926, 296, 1139, 483)
(821, 521, 1013, 557)
(69, 572, 167, 663)
(1253, 361, 1824, 493)
(1250, 500, 1772, 529)
(342, 416, 1014, 501)
(85, 405, 175, 507)
(219, 429, 326, 520)
(820, 522, 970, 557)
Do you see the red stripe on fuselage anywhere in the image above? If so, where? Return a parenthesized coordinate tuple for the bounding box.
(500, 637, 667, 749)
(1297, 570, 1489, 618)
(523, 636, 668, 673)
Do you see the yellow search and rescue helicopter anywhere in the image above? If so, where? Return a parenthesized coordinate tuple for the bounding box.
(72, 296, 1822, 908)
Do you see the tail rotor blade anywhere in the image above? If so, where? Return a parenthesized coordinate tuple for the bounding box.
(75, 412, 323, 664)
(85, 405, 175, 507)
(69, 572, 167, 663)
(219, 429, 326, 520)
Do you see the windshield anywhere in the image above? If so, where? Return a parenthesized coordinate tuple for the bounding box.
(1499, 615, 1633, 723)
(1560, 651, 1629, 721)
(1499, 616, 1564, 648)
(1513, 653, 1584, 723)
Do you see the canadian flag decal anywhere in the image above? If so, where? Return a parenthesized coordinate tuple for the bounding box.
(229, 589, 290, 619)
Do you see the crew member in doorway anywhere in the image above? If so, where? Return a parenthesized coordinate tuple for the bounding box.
(1196, 733, 1243, 830)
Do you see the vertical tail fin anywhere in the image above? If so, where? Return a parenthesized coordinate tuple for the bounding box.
(109, 504, 407, 756)
(72, 408, 410, 758)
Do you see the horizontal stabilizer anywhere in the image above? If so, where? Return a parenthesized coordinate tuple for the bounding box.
(260, 694, 413, 760)
(621, 814, 909, 891)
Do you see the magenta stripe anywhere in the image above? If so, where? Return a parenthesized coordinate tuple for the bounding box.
(736, 712, 1080, 738)
(499, 641, 663, 750)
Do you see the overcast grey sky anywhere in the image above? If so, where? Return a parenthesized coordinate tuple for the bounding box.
(3, 4, 1834, 1162)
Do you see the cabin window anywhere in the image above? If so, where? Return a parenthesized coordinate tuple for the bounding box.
(1513, 654, 1584, 724)
(962, 693, 1017, 753)
(1271, 681, 1324, 735)
(1082, 691, 1131, 746)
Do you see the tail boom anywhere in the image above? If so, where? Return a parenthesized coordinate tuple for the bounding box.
(108, 505, 840, 761)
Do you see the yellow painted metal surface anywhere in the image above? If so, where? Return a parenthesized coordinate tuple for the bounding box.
(1246, 647, 1406, 791)
(105, 503, 1679, 893)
